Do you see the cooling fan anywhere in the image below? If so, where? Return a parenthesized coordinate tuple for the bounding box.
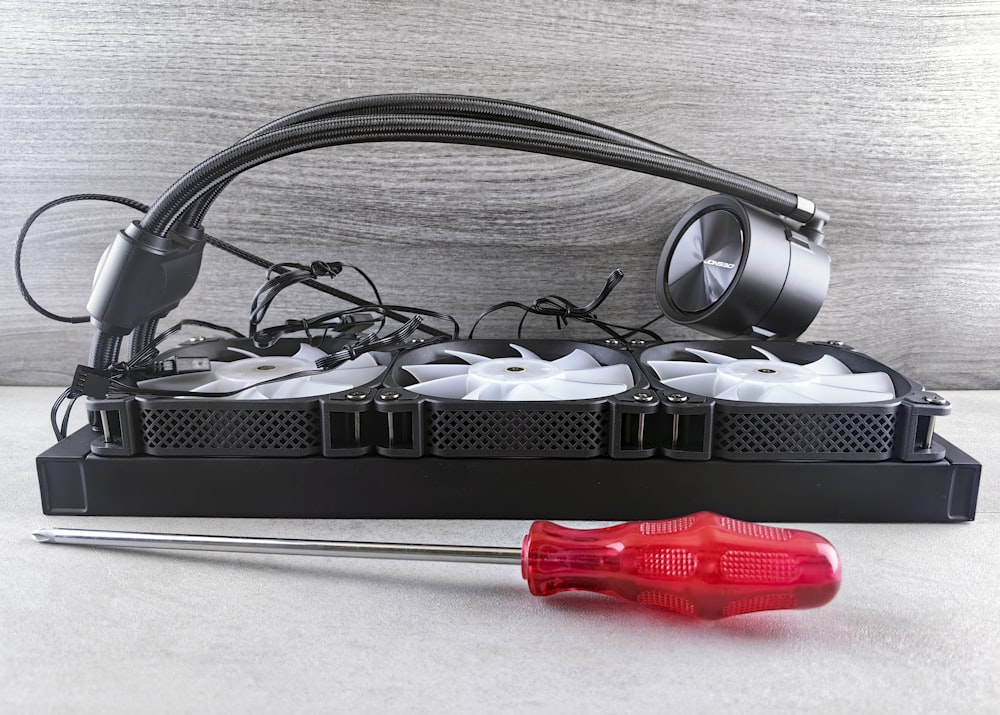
(90, 336, 391, 458)
(401, 342, 635, 402)
(637, 340, 948, 462)
(136, 342, 386, 400)
(646, 344, 896, 404)
(378, 339, 653, 458)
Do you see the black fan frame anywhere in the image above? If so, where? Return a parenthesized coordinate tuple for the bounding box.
(85, 337, 949, 464)
(376, 338, 657, 459)
(637, 340, 949, 462)
(89, 335, 393, 458)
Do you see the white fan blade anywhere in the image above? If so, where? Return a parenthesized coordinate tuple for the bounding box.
(562, 364, 635, 387)
(407, 374, 471, 398)
(402, 363, 470, 382)
(713, 374, 744, 400)
(292, 343, 331, 364)
(510, 344, 543, 360)
(444, 349, 492, 364)
(814, 371, 896, 396)
(318, 366, 386, 386)
(736, 381, 774, 402)
(505, 383, 562, 402)
(661, 372, 720, 396)
(462, 383, 505, 401)
(136, 369, 220, 393)
(262, 379, 354, 400)
(551, 349, 601, 371)
(757, 385, 824, 404)
(226, 347, 261, 359)
(232, 387, 272, 400)
(750, 346, 783, 362)
(686, 348, 737, 365)
(648, 360, 718, 381)
(339, 353, 380, 369)
(190, 377, 247, 395)
(540, 378, 626, 400)
(804, 354, 853, 376)
(785, 381, 893, 404)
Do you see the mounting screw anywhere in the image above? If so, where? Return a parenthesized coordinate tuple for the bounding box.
(826, 340, 845, 347)
(666, 393, 689, 403)
(346, 390, 367, 401)
(924, 394, 948, 406)
(632, 392, 654, 403)
(603, 338, 621, 346)
(380, 391, 401, 401)
(408, 338, 424, 344)
(628, 339, 646, 346)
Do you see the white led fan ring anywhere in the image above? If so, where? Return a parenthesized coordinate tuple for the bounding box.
(401, 343, 635, 402)
(136, 342, 386, 400)
(646, 345, 896, 405)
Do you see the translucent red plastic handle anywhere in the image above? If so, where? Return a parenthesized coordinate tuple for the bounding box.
(520, 512, 841, 619)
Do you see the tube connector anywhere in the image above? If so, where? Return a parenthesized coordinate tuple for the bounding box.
(787, 196, 829, 246)
(86, 221, 206, 336)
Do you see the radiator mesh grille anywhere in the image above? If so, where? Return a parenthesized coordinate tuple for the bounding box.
(715, 412, 895, 457)
(427, 409, 606, 456)
(140, 406, 322, 455)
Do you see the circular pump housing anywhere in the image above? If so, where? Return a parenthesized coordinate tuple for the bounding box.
(654, 195, 830, 339)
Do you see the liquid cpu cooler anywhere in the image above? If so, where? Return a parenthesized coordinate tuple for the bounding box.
(19, 94, 979, 521)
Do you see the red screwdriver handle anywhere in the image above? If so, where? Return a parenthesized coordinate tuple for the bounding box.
(520, 512, 841, 619)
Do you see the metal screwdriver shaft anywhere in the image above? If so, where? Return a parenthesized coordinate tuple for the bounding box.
(32, 527, 522, 565)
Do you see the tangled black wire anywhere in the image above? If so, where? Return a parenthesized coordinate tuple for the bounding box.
(249, 260, 383, 346)
(469, 269, 663, 343)
(103, 315, 428, 400)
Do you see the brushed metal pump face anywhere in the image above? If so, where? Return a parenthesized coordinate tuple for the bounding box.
(655, 195, 830, 339)
(665, 209, 744, 313)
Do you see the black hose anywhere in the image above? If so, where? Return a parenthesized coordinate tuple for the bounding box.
(180, 94, 709, 227)
(144, 115, 799, 237)
(89, 331, 123, 370)
(129, 318, 159, 361)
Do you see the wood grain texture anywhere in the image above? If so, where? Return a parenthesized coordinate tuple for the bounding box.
(3, 0, 999, 389)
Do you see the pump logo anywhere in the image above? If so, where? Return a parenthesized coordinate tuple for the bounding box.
(703, 259, 736, 269)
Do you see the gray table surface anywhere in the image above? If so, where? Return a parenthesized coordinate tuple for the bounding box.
(1, 386, 997, 713)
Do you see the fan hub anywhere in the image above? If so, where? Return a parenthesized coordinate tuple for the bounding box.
(214, 356, 308, 382)
(467, 358, 561, 384)
(717, 359, 814, 384)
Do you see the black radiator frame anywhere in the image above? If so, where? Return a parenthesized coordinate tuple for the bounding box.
(37, 427, 981, 522)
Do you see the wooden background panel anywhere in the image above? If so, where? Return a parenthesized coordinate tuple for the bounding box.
(2, 0, 999, 389)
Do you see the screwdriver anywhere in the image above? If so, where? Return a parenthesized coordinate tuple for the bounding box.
(33, 511, 840, 620)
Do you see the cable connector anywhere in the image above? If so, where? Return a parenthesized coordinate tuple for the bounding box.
(314, 316, 424, 370)
(150, 357, 211, 377)
(70, 365, 113, 399)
